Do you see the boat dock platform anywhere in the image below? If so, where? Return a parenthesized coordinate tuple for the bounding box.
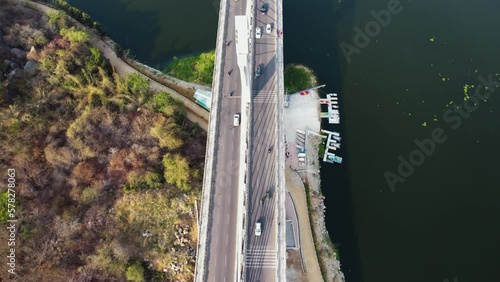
(321, 129, 343, 164)
(319, 93, 340, 124)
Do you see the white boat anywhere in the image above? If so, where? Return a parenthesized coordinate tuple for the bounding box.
(298, 157, 306, 162)
(298, 153, 306, 158)
(332, 132, 341, 137)
(333, 136, 341, 141)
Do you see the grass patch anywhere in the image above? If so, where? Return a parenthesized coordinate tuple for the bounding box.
(163, 51, 215, 86)
(318, 140, 326, 159)
(284, 64, 316, 93)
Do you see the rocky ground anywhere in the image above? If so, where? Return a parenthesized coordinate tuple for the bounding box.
(305, 131, 344, 282)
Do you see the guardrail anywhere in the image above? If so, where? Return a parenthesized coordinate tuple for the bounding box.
(193, 0, 230, 280)
(275, 0, 287, 280)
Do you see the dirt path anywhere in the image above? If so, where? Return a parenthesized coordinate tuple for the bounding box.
(21, 0, 209, 130)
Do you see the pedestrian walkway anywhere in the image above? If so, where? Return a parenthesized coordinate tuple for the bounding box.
(285, 167, 324, 282)
(245, 247, 277, 268)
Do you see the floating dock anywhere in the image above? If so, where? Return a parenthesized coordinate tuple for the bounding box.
(321, 129, 343, 164)
(319, 93, 341, 124)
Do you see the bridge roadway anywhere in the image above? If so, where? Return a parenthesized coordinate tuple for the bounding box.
(202, 0, 246, 282)
(197, 0, 284, 281)
(246, 0, 279, 281)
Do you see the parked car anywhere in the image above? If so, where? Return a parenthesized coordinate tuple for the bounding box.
(233, 114, 240, 126)
(266, 23, 272, 34)
(255, 222, 262, 236)
(256, 27, 262, 39)
(260, 4, 268, 14)
(255, 65, 261, 77)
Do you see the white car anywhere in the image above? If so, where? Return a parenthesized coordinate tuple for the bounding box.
(233, 114, 240, 126)
(266, 23, 272, 34)
(256, 27, 262, 39)
(255, 222, 262, 236)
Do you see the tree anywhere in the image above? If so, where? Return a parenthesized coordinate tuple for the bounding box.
(60, 27, 89, 44)
(111, 73, 151, 111)
(47, 10, 66, 29)
(126, 261, 145, 282)
(152, 91, 186, 117)
(86, 47, 105, 73)
(150, 121, 183, 150)
(162, 153, 190, 191)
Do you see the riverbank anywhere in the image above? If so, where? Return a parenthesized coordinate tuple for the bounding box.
(25, 0, 210, 130)
(283, 75, 345, 281)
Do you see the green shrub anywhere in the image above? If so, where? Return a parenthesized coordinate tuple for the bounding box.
(123, 172, 163, 194)
(126, 261, 145, 282)
(0, 191, 10, 223)
(162, 154, 191, 191)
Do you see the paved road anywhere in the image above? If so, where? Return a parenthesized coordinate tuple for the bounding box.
(204, 0, 246, 281)
(246, 0, 279, 281)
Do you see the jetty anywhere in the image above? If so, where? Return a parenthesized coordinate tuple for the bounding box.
(319, 93, 341, 124)
(321, 129, 343, 164)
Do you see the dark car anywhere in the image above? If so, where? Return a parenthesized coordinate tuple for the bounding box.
(255, 64, 261, 77)
(260, 4, 268, 14)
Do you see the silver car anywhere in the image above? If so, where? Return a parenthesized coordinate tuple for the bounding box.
(256, 27, 262, 39)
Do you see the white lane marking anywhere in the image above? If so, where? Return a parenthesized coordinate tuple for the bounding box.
(226, 234, 229, 245)
(225, 255, 227, 267)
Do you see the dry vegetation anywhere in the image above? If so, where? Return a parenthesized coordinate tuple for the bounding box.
(0, 2, 205, 281)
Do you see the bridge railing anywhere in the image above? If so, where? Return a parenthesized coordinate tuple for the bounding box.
(194, 0, 230, 280)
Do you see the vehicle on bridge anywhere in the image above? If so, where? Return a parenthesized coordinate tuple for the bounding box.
(266, 23, 272, 34)
(255, 64, 262, 77)
(255, 222, 262, 236)
(256, 27, 262, 39)
(260, 4, 268, 14)
(233, 114, 240, 126)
